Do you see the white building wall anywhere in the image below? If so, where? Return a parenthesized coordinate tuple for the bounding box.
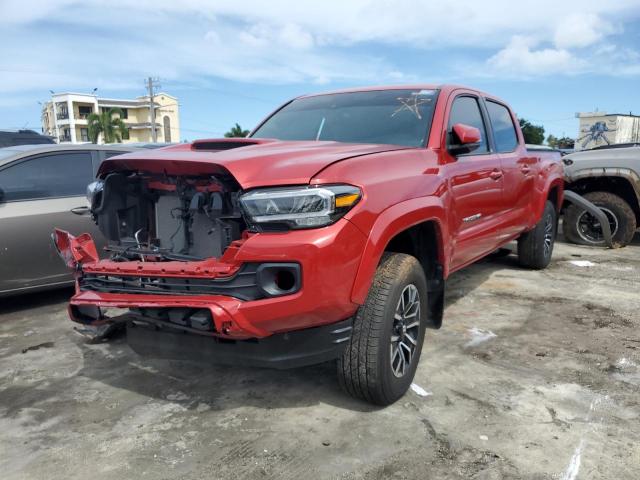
(576, 112, 640, 151)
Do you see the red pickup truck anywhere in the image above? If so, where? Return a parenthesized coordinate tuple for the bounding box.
(54, 85, 563, 405)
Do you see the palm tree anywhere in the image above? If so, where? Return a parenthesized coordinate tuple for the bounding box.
(224, 123, 250, 138)
(87, 108, 128, 144)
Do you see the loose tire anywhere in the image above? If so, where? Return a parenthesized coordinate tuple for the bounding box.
(337, 253, 427, 406)
(564, 191, 636, 248)
(517, 200, 557, 270)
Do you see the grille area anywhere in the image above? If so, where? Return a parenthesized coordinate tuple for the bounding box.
(79, 263, 263, 301)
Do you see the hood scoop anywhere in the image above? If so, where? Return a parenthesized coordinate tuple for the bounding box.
(191, 138, 275, 152)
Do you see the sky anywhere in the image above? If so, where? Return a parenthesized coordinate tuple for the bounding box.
(1, 0, 640, 141)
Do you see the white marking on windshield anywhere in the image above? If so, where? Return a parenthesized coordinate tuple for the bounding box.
(391, 93, 431, 120)
(316, 117, 326, 141)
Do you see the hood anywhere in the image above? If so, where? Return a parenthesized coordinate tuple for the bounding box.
(98, 138, 411, 189)
(563, 145, 640, 180)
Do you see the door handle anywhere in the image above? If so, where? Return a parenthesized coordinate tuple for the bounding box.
(71, 206, 91, 215)
(489, 170, 503, 180)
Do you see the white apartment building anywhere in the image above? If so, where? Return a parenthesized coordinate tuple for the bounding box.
(41, 92, 180, 144)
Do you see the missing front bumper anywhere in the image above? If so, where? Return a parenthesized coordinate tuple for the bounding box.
(126, 317, 353, 369)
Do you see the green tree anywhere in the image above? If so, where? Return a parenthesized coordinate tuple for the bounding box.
(87, 108, 128, 144)
(546, 134, 575, 149)
(224, 123, 250, 138)
(556, 137, 575, 149)
(518, 118, 545, 145)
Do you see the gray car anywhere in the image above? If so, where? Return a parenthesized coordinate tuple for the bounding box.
(0, 144, 140, 296)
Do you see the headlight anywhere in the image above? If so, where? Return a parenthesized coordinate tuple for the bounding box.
(239, 185, 361, 230)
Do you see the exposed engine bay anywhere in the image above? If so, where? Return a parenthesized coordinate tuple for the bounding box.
(88, 171, 246, 261)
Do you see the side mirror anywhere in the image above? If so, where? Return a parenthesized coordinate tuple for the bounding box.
(449, 123, 482, 156)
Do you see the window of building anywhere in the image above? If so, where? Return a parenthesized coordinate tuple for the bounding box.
(57, 103, 69, 119)
(80, 128, 89, 142)
(60, 128, 71, 142)
(78, 105, 93, 119)
(448, 96, 488, 153)
(101, 107, 128, 119)
(163, 116, 171, 143)
(486, 101, 519, 152)
(0, 152, 93, 202)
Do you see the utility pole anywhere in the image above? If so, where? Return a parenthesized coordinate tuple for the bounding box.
(145, 77, 160, 142)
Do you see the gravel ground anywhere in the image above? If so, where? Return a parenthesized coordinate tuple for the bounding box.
(1, 235, 639, 480)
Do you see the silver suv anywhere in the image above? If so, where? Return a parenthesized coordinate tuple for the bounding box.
(563, 144, 640, 247)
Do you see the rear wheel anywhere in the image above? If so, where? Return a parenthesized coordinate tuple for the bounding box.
(517, 200, 557, 270)
(337, 253, 427, 406)
(564, 191, 636, 248)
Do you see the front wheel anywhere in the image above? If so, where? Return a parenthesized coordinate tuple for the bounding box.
(517, 200, 557, 270)
(337, 253, 427, 406)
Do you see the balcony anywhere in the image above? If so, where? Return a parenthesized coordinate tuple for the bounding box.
(58, 133, 72, 143)
(76, 108, 94, 120)
(57, 112, 69, 120)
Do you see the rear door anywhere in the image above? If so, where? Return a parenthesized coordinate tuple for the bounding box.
(484, 100, 537, 237)
(0, 151, 100, 293)
(444, 94, 505, 270)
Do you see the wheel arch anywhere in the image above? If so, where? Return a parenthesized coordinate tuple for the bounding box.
(564, 172, 640, 223)
(350, 198, 448, 329)
(547, 183, 562, 211)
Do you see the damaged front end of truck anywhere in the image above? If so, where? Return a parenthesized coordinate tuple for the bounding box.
(53, 139, 365, 366)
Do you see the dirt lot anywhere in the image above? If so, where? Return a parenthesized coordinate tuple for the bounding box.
(1, 235, 639, 480)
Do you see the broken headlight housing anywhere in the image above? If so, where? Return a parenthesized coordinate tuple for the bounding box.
(239, 185, 361, 230)
(86, 180, 104, 208)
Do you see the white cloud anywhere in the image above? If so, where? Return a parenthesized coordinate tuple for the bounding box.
(0, 0, 639, 93)
(487, 36, 586, 77)
(554, 13, 617, 49)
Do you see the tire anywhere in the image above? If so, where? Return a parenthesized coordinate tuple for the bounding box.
(337, 253, 427, 406)
(518, 200, 557, 270)
(563, 191, 636, 248)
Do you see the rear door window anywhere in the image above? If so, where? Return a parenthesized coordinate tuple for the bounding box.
(0, 152, 93, 202)
(486, 101, 519, 152)
(448, 96, 489, 153)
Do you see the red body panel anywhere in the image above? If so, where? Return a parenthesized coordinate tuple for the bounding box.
(99, 140, 411, 190)
(61, 84, 563, 339)
(69, 219, 367, 338)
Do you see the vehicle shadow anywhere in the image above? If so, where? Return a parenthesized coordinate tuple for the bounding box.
(0, 287, 73, 316)
(76, 333, 380, 412)
(444, 245, 523, 307)
(73, 250, 530, 413)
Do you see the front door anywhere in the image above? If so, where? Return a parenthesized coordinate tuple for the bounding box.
(443, 95, 505, 270)
(0, 151, 102, 293)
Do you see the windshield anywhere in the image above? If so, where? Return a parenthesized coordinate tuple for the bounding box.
(251, 89, 439, 147)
